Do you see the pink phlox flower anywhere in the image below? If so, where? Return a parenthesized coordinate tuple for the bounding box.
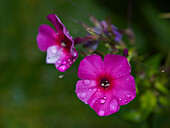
(37, 14, 78, 72)
(75, 54, 136, 116)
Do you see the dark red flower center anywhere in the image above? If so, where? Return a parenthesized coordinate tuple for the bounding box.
(100, 79, 110, 88)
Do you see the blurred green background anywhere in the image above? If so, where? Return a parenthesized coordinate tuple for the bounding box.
(0, 0, 170, 128)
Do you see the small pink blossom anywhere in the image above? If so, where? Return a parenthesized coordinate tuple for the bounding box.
(75, 54, 136, 116)
(37, 14, 78, 72)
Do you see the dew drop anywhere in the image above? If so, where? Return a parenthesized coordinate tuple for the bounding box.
(119, 97, 122, 101)
(127, 94, 130, 98)
(58, 60, 61, 64)
(51, 46, 57, 53)
(109, 100, 117, 112)
(93, 88, 97, 92)
(98, 110, 105, 116)
(63, 61, 67, 64)
(103, 96, 106, 99)
(58, 65, 67, 72)
(67, 59, 71, 62)
(80, 92, 87, 99)
(82, 80, 91, 85)
(124, 99, 127, 103)
(89, 89, 92, 92)
(59, 75, 64, 78)
(100, 98, 105, 104)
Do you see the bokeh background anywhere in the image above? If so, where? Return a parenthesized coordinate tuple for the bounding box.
(0, 0, 170, 128)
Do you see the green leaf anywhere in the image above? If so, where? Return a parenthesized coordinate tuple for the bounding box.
(159, 96, 170, 106)
(140, 90, 157, 120)
(155, 82, 168, 94)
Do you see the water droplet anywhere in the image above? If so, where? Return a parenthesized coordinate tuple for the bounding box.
(58, 65, 67, 72)
(100, 98, 105, 104)
(89, 89, 92, 92)
(98, 110, 105, 116)
(127, 94, 130, 98)
(119, 97, 122, 101)
(69, 61, 72, 65)
(59, 75, 64, 78)
(109, 100, 117, 112)
(82, 80, 91, 85)
(63, 61, 67, 64)
(51, 46, 57, 53)
(93, 88, 97, 92)
(124, 99, 127, 103)
(98, 89, 101, 91)
(58, 60, 61, 64)
(80, 92, 87, 99)
(103, 96, 106, 99)
(67, 59, 71, 62)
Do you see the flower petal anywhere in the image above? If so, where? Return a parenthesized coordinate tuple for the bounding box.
(88, 91, 120, 116)
(37, 24, 58, 51)
(104, 54, 131, 80)
(75, 80, 120, 116)
(111, 75, 136, 105)
(55, 47, 78, 72)
(75, 80, 98, 104)
(47, 14, 74, 51)
(78, 55, 104, 80)
(47, 14, 64, 35)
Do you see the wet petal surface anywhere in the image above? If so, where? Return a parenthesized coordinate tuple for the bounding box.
(78, 55, 104, 80)
(111, 75, 136, 105)
(37, 25, 58, 51)
(104, 54, 131, 80)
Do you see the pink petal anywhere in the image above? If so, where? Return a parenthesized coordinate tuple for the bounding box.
(88, 91, 120, 116)
(47, 14, 74, 50)
(104, 54, 131, 80)
(54, 47, 78, 72)
(47, 14, 64, 35)
(78, 55, 104, 80)
(111, 75, 136, 105)
(75, 80, 120, 116)
(75, 80, 98, 104)
(37, 24, 58, 51)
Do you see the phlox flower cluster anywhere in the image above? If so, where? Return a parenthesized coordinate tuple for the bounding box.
(37, 14, 136, 116)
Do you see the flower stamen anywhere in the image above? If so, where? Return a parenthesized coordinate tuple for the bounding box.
(101, 79, 110, 88)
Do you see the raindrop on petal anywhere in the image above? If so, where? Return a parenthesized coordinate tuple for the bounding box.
(124, 99, 127, 103)
(58, 65, 67, 72)
(98, 110, 105, 116)
(100, 98, 105, 104)
(80, 92, 87, 99)
(110, 100, 117, 112)
(127, 94, 130, 98)
(82, 80, 91, 85)
(63, 61, 67, 64)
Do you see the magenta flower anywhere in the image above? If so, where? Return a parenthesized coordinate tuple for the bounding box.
(75, 54, 136, 116)
(37, 14, 78, 72)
